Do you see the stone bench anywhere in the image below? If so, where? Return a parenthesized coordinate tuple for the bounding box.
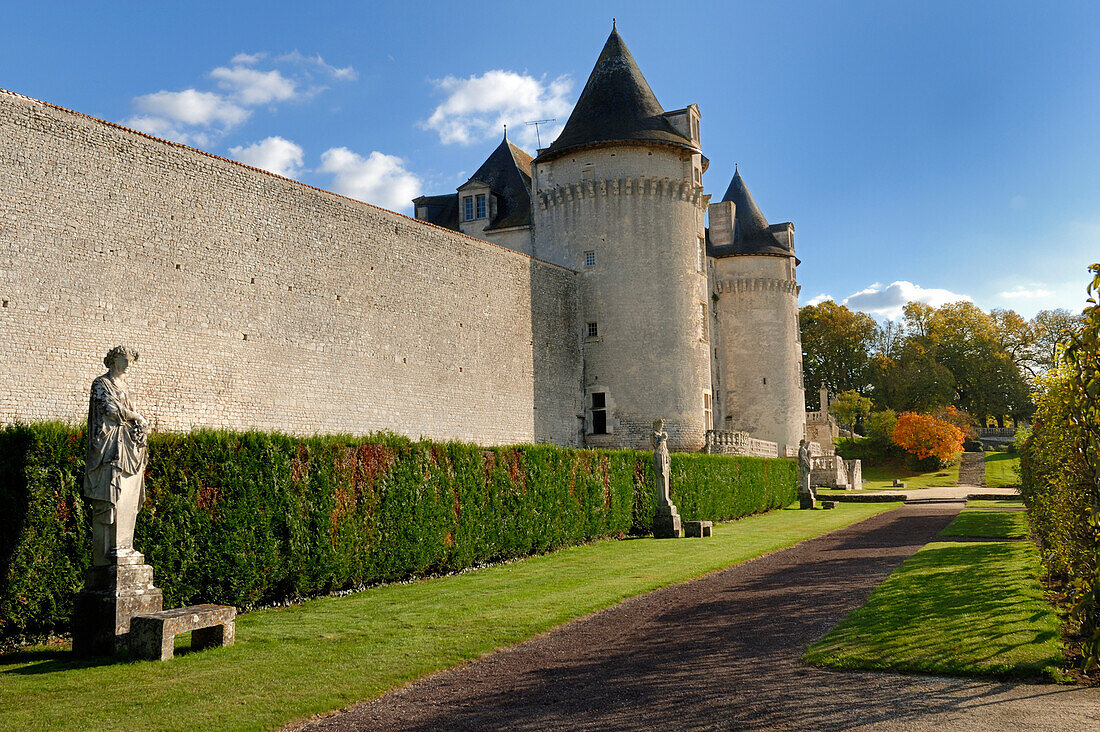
(130, 604, 236, 661)
(820, 500, 838, 510)
(685, 520, 712, 538)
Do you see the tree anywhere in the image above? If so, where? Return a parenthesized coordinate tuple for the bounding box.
(991, 308, 1037, 374)
(829, 389, 872, 443)
(892, 412, 965, 465)
(798, 301, 878, 409)
(1031, 308, 1085, 374)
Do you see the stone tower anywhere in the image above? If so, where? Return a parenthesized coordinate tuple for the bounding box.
(531, 27, 712, 450)
(708, 169, 805, 454)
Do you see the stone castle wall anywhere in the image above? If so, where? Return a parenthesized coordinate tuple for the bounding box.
(0, 90, 582, 445)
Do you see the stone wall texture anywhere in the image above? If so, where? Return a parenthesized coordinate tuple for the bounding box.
(0, 90, 582, 445)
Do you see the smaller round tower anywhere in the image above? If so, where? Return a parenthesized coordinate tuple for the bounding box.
(708, 169, 804, 455)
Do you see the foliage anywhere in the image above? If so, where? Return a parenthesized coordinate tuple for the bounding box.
(804, 540, 1063, 680)
(865, 409, 899, 449)
(1020, 263, 1100, 671)
(0, 424, 796, 639)
(829, 389, 872, 442)
(0, 503, 895, 732)
(892, 411, 964, 465)
(798, 300, 878, 408)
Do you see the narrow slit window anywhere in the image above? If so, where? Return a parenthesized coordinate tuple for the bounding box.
(700, 302, 709, 342)
(698, 236, 706, 272)
(592, 393, 607, 434)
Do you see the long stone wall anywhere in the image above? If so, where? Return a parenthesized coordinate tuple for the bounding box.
(0, 89, 582, 445)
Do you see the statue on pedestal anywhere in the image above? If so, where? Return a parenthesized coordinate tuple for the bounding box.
(85, 346, 149, 566)
(73, 346, 163, 656)
(798, 439, 816, 509)
(650, 419, 682, 538)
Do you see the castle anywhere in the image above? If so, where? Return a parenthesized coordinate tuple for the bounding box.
(414, 28, 805, 454)
(0, 27, 803, 455)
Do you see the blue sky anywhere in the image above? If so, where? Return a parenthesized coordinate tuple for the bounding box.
(4, 1, 1098, 319)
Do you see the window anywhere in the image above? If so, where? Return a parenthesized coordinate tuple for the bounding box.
(587, 321, 599, 338)
(463, 196, 474, 221)
(703, 392, 713, 431)
(476, 194, 487, 219)
(691, 116, 699, 142)
(584, 250, 596, 267)
(700, 302, 708, 342)
(582, 165, 594, 182)
(591, 392, 607, 434)
(698, 236, 706, 272)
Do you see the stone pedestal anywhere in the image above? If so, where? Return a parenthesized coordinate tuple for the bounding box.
(799, 487, 816, 510)
(653, 502, 682, 538)
(72, 553, 163, 656)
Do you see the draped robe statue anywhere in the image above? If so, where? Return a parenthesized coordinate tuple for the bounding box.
(651, 419, 671, 507)
(84, 346, 149, 566)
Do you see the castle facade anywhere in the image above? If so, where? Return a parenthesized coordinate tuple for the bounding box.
(0, 28, 803, 455)
(416, 28, 805, 453)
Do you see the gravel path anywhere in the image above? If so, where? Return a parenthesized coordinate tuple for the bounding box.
(295, 505, 1100, 731)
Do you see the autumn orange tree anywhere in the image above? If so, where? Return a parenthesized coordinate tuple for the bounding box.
(892, 411, 964, 465)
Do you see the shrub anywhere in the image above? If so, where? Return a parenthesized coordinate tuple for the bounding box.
(892, 412, 965, 467)
(0, 424, 796, 639)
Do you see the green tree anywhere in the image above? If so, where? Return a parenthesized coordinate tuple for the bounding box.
(1031, 308, 1085, 374)
(799, 301, 878, 409)
(829, 389, 872, 444)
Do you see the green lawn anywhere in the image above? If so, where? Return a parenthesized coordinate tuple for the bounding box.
(966, 499, 1025, 510)
(940, 510, 1030, 539)
(803, 539, 1062, 680)
(0, 502, 898, 732)
(985, 452, 1021, 487)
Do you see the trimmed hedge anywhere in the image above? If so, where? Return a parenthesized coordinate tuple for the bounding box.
(0, 423, 796, 638)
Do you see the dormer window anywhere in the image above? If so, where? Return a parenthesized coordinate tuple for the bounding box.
(463, 196, 474, 221)
(476, 194, 487, 219)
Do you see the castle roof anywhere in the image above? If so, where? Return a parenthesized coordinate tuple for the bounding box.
(536, 27, 696, 162)
(414, 134, 534, 231)
(469, 135, 533, 230)
(711, 169, 794, 258)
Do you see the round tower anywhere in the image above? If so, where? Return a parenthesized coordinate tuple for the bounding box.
(708, 169, 805, 455)
(531, 27, 712, 451)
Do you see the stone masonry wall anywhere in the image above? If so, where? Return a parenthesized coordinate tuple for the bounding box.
(0, 90, 582, 445)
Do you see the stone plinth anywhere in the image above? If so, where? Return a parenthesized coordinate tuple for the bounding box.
(72, 554, 163, 656)
(845, 459, 863, 490)
(799, 487, 817, 510)
(821, 500, 838, 509)
(685, 520, 712, 538)
(653, 502, 682, 538)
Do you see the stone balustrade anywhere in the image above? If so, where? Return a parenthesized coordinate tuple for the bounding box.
(704, 430, 779, 458)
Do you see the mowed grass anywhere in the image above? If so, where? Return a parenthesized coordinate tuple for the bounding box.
(984, 452, 1021, 487)
(0, 502, 898, 732)
(940, 510, 1029, 539)
(966, 499, 1025, 509)
(804, 539, 1062, 680)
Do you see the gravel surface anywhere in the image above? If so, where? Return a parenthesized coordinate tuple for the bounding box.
(293, 505, 1100, 731)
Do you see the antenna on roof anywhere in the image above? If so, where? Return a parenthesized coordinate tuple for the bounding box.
(503, 124, 507, 140)
(525, 119, 555, 148)
(613, 18, 616, 30)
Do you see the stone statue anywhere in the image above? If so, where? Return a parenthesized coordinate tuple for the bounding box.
(650, 419, 681, 537)
(797, 439, 815, 509)
(651, 419, 671, 506)
(84, 345, 149, 566)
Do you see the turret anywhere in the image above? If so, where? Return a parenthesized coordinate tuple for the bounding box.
(531, 26, 712, 450)
(708, 169, 805, 454)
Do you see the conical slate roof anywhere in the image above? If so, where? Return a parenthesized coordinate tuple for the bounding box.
(468, 134, 533, 230)
(717, 169, 792, 257)
(538, 27, 694, 161)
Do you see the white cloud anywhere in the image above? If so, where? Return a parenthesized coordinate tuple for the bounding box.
(804, 293, 834, 307)
(132, 88, 250, 128)
(421, 70, 573, 147)
(229, 137, 305, 177)
(230, 51, 267, 65)
(1000, 286, 1052, 300)
(125, 50, 356, 149)
(210, 66, 297, 105)
(319, 147, 422, 213)
(275, 51, 358, 81)
(841, 281, 972, 320)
